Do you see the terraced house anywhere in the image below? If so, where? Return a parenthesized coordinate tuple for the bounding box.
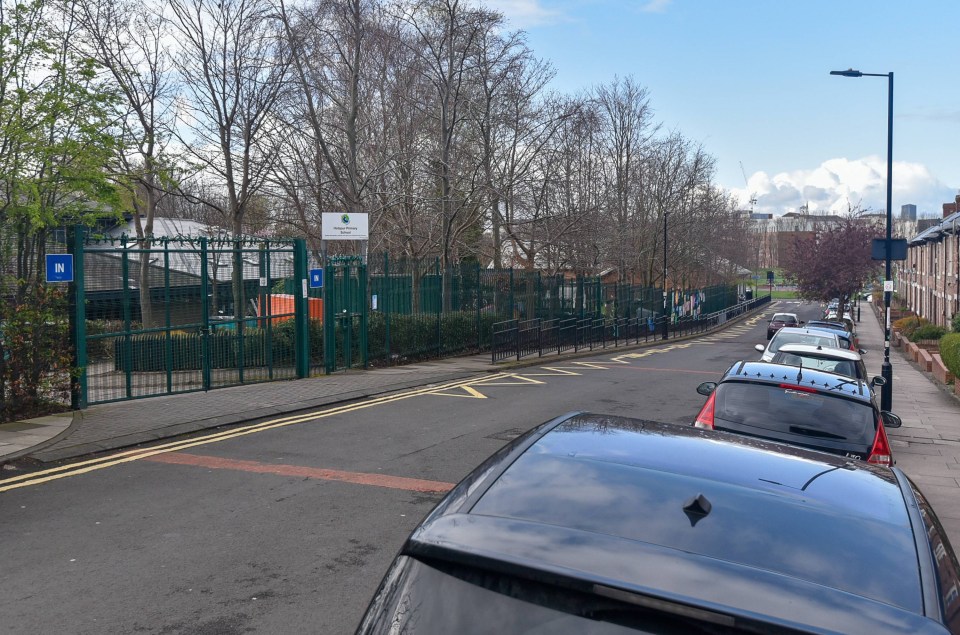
(898, 194, 960, 328)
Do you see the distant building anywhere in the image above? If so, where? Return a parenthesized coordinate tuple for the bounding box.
(901, 204, 917, 221)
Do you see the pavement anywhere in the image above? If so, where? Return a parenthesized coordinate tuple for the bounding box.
(3, 303, 960, 544)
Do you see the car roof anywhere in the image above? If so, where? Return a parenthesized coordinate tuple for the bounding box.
(805, 325, 854, 340)
(775, 343, 862, 361)
(409, 414, 934, 633)
(723, 360, 872, 399)
(807, 319, 846, 328)
(770, 326, 842, 343)
(771, 312, 798, 319)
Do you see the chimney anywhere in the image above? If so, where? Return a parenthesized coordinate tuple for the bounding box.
(945, 193, 960, 218)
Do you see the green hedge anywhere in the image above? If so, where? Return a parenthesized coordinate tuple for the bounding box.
(114, 329, 294, 371)
(367, 311, 502, 361)
(941, 333, 960, 379)
(909, 324, 948, 343)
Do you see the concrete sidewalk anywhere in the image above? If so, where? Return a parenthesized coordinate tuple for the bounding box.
(3, 304, 960, 542)
(856, 303, 960, 542)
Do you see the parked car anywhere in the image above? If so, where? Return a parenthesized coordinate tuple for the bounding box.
(766, 312, 802, 339)
(804, 324, 859, 352)
(771, 343, 876, 384)
(755, 326, 841, 362)
(694, 360, 900, 465)
(357, 412, 959, 634)
(806, 319, 860, 350)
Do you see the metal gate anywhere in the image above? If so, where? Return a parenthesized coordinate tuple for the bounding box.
(78, 231, 309, 405)
(320, 257, 368, 373)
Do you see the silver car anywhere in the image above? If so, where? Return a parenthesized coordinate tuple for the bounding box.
(755, 326, 841, 362)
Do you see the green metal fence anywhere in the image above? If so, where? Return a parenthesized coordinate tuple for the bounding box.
(79, 231, 309, 405)
(56, 227, 747, 407)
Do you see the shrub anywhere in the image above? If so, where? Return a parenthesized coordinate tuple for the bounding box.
(0, 285, 73, 422)
(908, 324, 948, 343)
(952, 313, 960, 334)
(941, 333, 960, 379)
(893, 316, 928, 339)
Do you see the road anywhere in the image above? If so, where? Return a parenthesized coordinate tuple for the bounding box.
(0, 301, 814, 634)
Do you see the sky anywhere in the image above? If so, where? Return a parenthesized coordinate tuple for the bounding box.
(484, 0, 960, 219)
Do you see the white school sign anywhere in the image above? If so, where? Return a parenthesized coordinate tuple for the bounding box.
(322, 213, 368, 240)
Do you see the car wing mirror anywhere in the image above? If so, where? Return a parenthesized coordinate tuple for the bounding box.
(871, 376, 886, 387)
(859, 349, 867, 355)
(696, 382, 717, 396)
(881, 412, 902, 429)
(755, 344, 765, 352)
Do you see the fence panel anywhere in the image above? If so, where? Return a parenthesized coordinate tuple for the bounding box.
(82, 235, 298, 405)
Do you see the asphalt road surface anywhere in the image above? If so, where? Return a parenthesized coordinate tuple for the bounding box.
(0, 300, 822, 634)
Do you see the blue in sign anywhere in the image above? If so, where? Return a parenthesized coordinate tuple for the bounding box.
(309, 268, 324, 288)
(46, 254, 74, 283)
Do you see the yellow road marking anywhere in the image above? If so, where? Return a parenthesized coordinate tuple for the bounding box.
(0, 373, 512, 493)
(523, 367, 582, 376)
(425, 385, 488, 399)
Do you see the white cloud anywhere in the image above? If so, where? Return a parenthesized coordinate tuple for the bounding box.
(730, 157, 957, 218)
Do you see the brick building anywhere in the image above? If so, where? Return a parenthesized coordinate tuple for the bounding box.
(898, 195, 960, 327)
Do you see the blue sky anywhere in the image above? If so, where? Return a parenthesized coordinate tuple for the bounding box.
(487, 0, 960, 218)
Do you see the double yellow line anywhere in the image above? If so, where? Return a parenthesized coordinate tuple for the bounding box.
(1, 373, 511, 493)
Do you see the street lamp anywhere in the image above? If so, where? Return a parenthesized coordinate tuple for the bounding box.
(662, 211, 669, 340)
(830, 67, 894, 411)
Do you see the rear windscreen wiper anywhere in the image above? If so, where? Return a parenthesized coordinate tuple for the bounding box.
(788, 426, 846, 440)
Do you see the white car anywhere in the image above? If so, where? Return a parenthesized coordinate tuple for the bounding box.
(755, 327, 841, 362)
(770, 343, 876, 383)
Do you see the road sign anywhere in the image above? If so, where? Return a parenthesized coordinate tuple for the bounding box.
(309, 268, 324, 288)
(46, 254, 74, 282)
(871, 238, 908, 261)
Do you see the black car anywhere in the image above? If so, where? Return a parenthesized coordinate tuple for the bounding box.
(695, 360, 900, 465)
(356, 413, 960, 634)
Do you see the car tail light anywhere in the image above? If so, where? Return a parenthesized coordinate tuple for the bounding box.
(694, 392, 716, 429)
(778, 383, 817, 393)
(867, 419, 893, 466)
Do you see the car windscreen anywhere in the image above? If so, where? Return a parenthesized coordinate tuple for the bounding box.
(714, 382, 874, 441)
(769, 332, 836, 353)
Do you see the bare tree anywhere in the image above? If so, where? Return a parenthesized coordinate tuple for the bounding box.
(169, 0, 288, 315)
(394, 0, 495, 305)
(594, 76, 657, 280)
(75, 0, 177, 326)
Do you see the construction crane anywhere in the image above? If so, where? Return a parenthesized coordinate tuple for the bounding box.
(739, 162, 757, 213)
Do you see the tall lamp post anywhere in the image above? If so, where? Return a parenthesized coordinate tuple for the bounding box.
(830, 68, 894, 411)
(662, 211, 670, 340)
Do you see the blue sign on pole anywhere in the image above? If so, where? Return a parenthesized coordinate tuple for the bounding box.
(46, 254, 74, 283)
(309, 268, 324, 288)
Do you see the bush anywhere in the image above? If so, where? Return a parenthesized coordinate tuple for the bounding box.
(941, 334, 960, 379)
(908, 324, 948, 343)
(952, 313, 960, 334)
(893, 316, 928, 339)
(0, 285, 73, 422)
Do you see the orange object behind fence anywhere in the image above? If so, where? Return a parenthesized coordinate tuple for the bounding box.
(257, 294, 323, 324)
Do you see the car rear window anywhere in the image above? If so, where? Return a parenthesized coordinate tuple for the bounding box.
(772, 314, 796, 322)
(769, 332, 836, 353)
(714, 382, 874, 441)
(776, 354, 857, 378)
(360, 555, 692, 634)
